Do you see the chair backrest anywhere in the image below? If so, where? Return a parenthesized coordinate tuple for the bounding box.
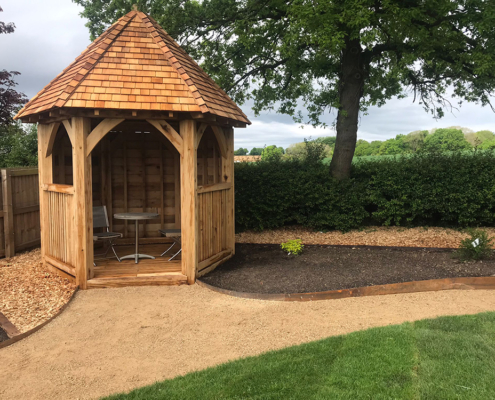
(93, 206, 110, 230)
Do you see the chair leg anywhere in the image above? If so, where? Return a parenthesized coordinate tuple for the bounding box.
(168, 248, 181, 261)
(110, 240, 121, 262)
(161, 242, 176, 257)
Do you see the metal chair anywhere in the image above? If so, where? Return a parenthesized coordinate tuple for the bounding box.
(158, 229, 181, 261)
(93, 206, 122, 265)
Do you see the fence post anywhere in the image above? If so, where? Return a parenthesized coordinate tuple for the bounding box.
(2, 169, 15, 258)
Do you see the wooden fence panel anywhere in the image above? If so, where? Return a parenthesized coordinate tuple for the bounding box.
(0, 172, 5, 258)
(1, 168, 41, 258)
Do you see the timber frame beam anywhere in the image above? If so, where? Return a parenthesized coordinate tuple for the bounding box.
(62, 119, 75, 146)
(86, 118, 125, 157)
(195, 123, 208, 150)
(211, 125, 228, 159)
(44, 122, 61, 158)
(147, 119, 184, 156)
(20, 108, 247, 128)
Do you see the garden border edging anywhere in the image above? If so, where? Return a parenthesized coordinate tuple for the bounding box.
(0, 287, 79, 350)
(197, 276, 495, 302)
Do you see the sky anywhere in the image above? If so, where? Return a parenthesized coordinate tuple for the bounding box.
(1, 0, 494, 150)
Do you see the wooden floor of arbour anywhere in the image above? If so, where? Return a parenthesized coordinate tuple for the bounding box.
(88, 243, 186, 288)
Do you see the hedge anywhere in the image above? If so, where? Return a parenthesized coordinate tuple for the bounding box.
(234, 151, 495, 232)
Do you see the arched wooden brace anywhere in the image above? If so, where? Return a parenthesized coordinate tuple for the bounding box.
(62, 120, 75, 146)
(147, 119, 183, 156)
(85, 118, 125, 157)
(210, 125, 228, 159)
(44, 122, 61, 158)
(195, 123, 208, 150)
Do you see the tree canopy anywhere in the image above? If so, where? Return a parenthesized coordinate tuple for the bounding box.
(249, 147, 264, 156)
(0, 123, 38, 167)
(0, 5, 27, 125)
(75, 0, 495, 178)
(234, 147, 248, 155)
(422, 128, 472, 152)
(261, 145, 284, 161)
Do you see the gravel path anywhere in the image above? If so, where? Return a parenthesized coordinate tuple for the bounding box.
(1, 285, 495, 400)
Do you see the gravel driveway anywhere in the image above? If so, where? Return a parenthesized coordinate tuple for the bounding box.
(1, 284, 495, 400)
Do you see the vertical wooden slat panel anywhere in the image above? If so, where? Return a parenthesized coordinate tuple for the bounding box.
(142, 134, 147, 236)
(45, 190, 74, 267)
(160, 142, 165, 229)
(123, 141, 128, 237)
(174, 151, 181, 229)
(106, 140, 113, 231)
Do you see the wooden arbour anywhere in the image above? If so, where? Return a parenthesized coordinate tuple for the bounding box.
(35, 116, 238, 288)
(15, 9, 249, 288)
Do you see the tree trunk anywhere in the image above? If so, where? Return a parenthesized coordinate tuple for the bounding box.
(330, 36, 366, 180)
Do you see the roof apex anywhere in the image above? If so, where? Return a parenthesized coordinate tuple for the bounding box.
(15, 10, 250, 124)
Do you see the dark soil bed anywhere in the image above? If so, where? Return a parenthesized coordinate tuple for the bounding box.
(0, 326, 9, 342)
(200, 244, 495, 294)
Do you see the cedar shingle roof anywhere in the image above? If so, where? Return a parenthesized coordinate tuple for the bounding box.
(15, 11, 250, 124)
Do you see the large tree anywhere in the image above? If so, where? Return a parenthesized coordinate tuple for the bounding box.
(0, 6, 27, 125)
(75, 0, 495, 179)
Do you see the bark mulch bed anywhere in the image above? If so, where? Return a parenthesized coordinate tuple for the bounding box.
(0, 248, 76, 333)
(200, 243, 495, 294)
(236, 226, 495, 248)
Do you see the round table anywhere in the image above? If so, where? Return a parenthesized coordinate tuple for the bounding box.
(114, 212, 159, 264)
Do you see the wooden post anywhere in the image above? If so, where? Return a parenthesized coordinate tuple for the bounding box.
(180, 119, 198, 283)
(72, 117, 93, 288)
(38, 123, 58, 264)
(223, 127, 235, 254)
(2, 169, 14, 258)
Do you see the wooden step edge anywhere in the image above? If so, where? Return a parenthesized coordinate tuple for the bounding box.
(87, 274, 188, 289)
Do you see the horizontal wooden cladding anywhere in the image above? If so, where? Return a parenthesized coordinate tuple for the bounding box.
(13, 205, 40, 215)
(197, 182, 231, 194)
(92, 129, 180, 239)
(198, 249, 232, 272)
(42, 183, 75, 194)
(87, 273, 188, 288)
(7, 168, 39, 177)
(197, 276, 495, 302)
(45, 255, 76, 277)
(197, 250, 233, 278)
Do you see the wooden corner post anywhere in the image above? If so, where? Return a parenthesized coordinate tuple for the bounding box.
(72, 117, 93, 289)
(1, 169, 14, 258)
(180, 119, 198, 283)
(225, 127, 235, 254)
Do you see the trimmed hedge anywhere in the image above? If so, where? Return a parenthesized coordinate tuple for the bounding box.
(234, 151, 495, 232)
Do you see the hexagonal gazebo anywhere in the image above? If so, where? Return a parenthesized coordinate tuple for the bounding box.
(14, 9, 249, 289)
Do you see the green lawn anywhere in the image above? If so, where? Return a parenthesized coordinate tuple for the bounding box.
(105, 312, 495, 400)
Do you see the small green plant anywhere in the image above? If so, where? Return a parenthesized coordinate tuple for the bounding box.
(455, 229, 494, 261)
(281, 239, 304, 255)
